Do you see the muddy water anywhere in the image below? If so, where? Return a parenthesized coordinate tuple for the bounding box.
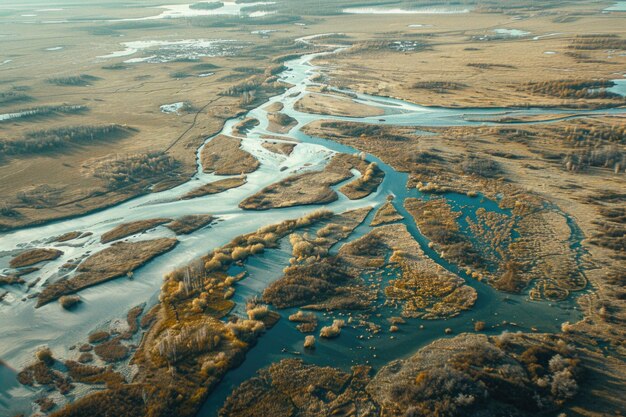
(0, 43, 622, 416)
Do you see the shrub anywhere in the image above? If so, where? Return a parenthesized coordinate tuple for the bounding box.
(320, 319, 344, 339)
(36, 347, 54, 365)
(59, 295, 81, 309)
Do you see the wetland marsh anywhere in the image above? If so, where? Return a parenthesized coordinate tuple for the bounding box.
(0, 1, 625, 416)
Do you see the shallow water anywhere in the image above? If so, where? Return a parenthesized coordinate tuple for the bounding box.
(609, 78, 626, 97)
(98, 39, 243, 63)
(0, 40, 623, 417)
(343, 7, 471, 15)
(111, 1, 276, 22)
(604, 1, 626, 12)
(493, 28, 530, 37)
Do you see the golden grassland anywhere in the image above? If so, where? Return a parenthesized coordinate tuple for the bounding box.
(310, 6, 626, 109)
(100, 218, 171, 243)
(10, 248, 63, 268)
(181, 176, 247, 200)
(370, 199, 403, 226)
(0, 13, 302, 230)
(200, 135, 260, 175)
(294, 92, 385, 117)
(165, 214, 215, 235)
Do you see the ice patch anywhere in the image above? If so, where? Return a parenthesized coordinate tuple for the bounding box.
(110, 1, 275, 22)
(343, 7, 470, 14)
(98, 39, 242, 63)
(493, 29, 530, 37)
(160, 102, 185, 113)
(604, 1, 626, 11)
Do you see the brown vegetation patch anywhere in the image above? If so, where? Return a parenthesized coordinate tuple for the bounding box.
(88, 152, 182, 191)
(569, 34, 626, 51)
(37, 238, 178, 307)
(369, 333, 583, 416)
(200, 135, 259, 175)
(239, 153, 370, 210)
(53, 231, 82, 243)
(261, 141, 296, 156)
(10, 248, 63, 268)
(342, 224, 476, 319)
(370, 200, 403, 226)
(181, 176, 247, 200)
(294, 93, 385, 117)
(520, 79, 624, 101)
(219, 358, 371, 417)
(101, 218, 171, 243)
(165, 214, 215, 235)
(267, 112, 297, 134)
(405, 198, 483, 269)
(339, 161, 384, 199)
(232, 118, 260, 136)
(94, 339, 129, 363)
(65, 360, 126, 387)
(263, 257, 356, 309)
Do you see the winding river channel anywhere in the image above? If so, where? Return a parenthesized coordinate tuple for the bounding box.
(1, 42, 624, 415)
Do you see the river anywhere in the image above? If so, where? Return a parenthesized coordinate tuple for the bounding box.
(0, 42, 622, 416)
